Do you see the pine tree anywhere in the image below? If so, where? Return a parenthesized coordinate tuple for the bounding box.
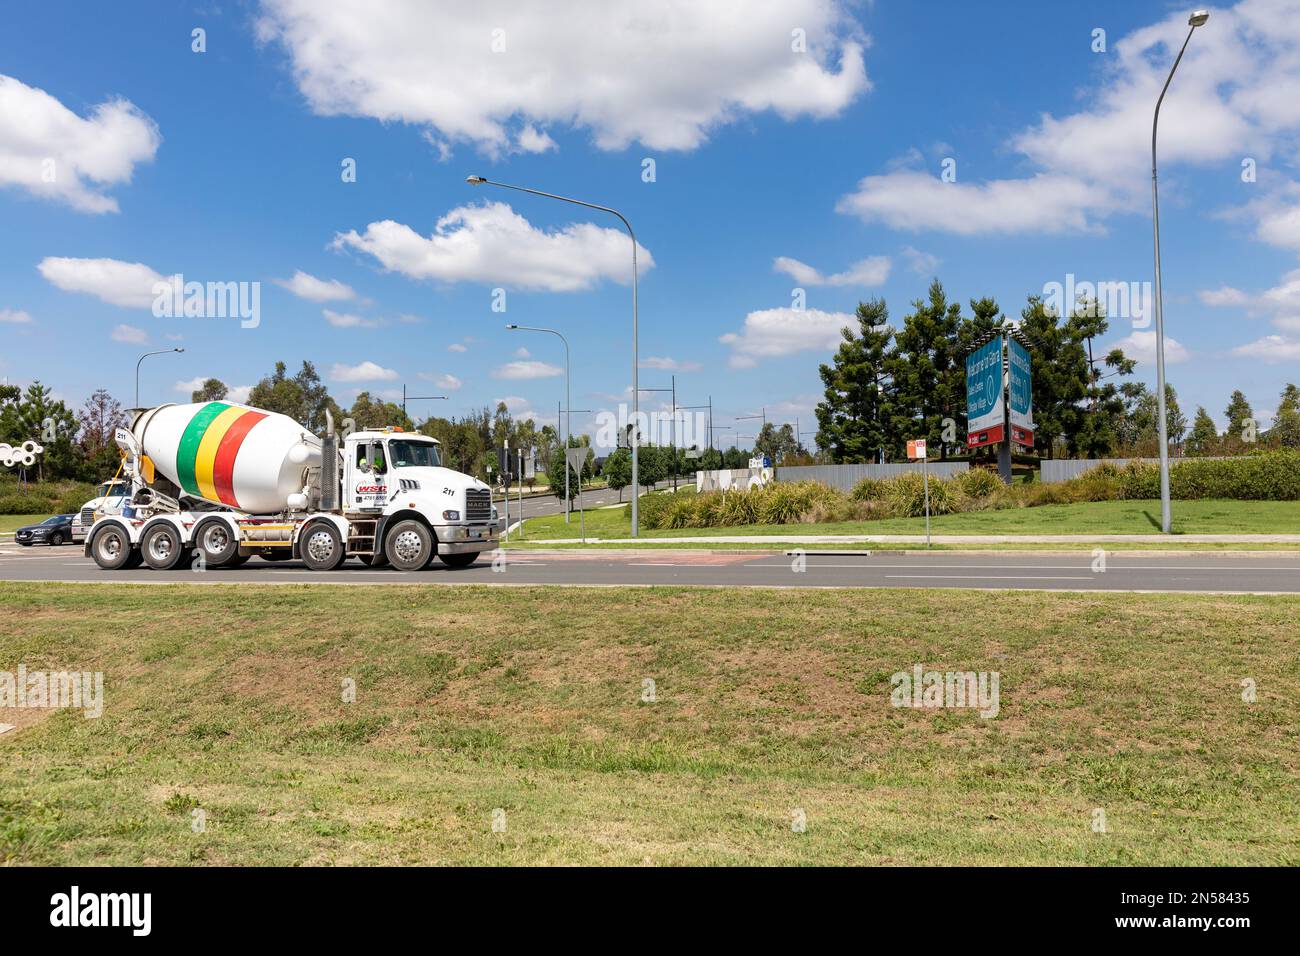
(1224, 390, 1254, 441)
(814, 298, 896, 463)
(1187, 406, 1218, 456)
(887, 280, 964, 459)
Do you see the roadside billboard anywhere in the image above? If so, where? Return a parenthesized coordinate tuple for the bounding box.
(966, 336, 1004, 448)
(1008, 337, 1034, 448)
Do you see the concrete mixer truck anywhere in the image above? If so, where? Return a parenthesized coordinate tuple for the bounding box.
(84, 401, 497, 572)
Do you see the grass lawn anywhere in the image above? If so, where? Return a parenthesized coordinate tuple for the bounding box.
(0, 514, 52, 535)
(1, 584, 1295, 865)
(519, 497, 1300, 540)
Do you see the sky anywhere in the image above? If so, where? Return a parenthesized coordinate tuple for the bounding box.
(2, 0, 1299, 450)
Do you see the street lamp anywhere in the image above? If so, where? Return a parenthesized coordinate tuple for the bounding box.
(508, 323, 572, 522)
(136, 348, 184, 409)
(469, 174, 643, 536)
(1151, 9, 1209, 533)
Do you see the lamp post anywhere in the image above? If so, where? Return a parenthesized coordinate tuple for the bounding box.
(469, 174, 642, 536)
(736, 409, 766, 462)
(1151, 9, 1209, 534)
(400, 386, 447, 422)
(136, 348, 184, 409)
(509, 324, 571, 522)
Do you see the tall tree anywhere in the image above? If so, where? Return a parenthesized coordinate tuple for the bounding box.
(1267, 384, 1300, 449)
(1224, 390, 1254, 442)
(0, 381, 78, 480)
(753, 422, 801, 464)
(601, 447, 632, 501)
(246, 361, 341, 433)
(347, 392, 413, 431)
(887, 280, 965, 459)
(815, 298, 897, 463)
(190, 378, 229, 403)
(1187, 406, 1218, 456)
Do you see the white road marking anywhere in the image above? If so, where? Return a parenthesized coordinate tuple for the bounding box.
(0, 723, 14, 735)
(886, 574, 1094, 581)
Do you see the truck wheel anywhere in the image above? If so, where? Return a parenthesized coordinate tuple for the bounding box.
(141, 523, 189, 571)
(90, 524, 135, 571)
(439, 552, 479, 569)
(194, 519, 240, 567)
(300, 522, 346, 571)
(384, 519, 434, 571)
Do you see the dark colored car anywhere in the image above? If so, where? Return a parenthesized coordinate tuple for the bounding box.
(14, 514, 75, 547)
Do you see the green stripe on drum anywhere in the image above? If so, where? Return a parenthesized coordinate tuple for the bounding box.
(175, 402, 230, 496)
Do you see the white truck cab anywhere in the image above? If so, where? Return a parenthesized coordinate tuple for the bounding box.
(336, 428, 495, 568)
(71, 478, 130, 543)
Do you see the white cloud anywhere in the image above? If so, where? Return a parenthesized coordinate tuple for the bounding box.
(256, 0, 868, 154)
(429, 373, 462, 391)
(323, 308, 381, 328)
(0, 308, 33, 324)
(901, 245, 940, 275)
(1199, 285, 1252, 307)
(512, 346, 531, 359)
(275, 270, 356, 302)
(38, 256, 165, 308)
(447, 343, 468, 353)
(111, 324, 148, 345)
(837, 2, 1300, 236)
(330, 360, 399, 382)
(334, 201, 653, 292)
(772, 255, 891, 286)
(0, 74, 160, 214)
(517, 125, 557, 153)
(1113, 330, 1190, 365)
(837, 171, 1107, 235)
(719, 306, 852, 368)
(1232, 334, 1300, 362)
(640, 355, 703, 373)
(491, 360, 563, 380)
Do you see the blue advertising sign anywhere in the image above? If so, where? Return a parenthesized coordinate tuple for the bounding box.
(1008, 337, 1034, 447)
(966, 336, 1004, 448)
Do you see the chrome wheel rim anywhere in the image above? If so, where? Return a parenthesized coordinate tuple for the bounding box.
(148, 532, 175, 561)
(204, 527, 229, 553)
(100, 533, 123, 560)
(393, 529, 424, 563)
(306, 530, 335, 562)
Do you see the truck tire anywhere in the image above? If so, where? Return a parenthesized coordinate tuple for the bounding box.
(90, 524, 136, 571)
(141, 523, 189, 571)
(194, 518, 240, 568)
(439, 552, 479, 569)
(300, 521, 346, 572)
(384, 519, 434, 571)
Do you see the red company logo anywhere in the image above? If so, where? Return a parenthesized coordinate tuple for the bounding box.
(356, 484, 387, 494)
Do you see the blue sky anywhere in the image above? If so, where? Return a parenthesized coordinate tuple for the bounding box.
(3, 0, 1298, 448)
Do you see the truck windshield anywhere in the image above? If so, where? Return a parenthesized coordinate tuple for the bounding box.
(387, 440, 441, 469)
(98, 482, 125, 497)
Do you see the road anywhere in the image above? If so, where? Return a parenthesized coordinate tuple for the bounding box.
(2, 544, 1298, 593)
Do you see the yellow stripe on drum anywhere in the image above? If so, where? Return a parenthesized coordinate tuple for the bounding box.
(194, 406, 246, 502)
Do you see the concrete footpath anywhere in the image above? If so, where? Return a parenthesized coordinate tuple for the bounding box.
(533, 533, 1300, 545)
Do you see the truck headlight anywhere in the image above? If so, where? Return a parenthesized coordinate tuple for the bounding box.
(442, 510, 460, 521)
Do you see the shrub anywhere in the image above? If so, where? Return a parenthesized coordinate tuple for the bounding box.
(883, 472, 957, 517)
(953, 468, 1002, 500)
(850, 477, 889, 501)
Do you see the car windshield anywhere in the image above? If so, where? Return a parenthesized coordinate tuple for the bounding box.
(41, 516, 65, 525)
(388, 440, 441, 469)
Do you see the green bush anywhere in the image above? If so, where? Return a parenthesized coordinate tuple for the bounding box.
(850, 477, 889, 501)
(953, 468, 1002, 500)
(884, 472, 957, 517)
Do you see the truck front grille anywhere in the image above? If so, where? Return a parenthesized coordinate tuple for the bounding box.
(79, 507, 95, 527)
(465, 489, 492, 522)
